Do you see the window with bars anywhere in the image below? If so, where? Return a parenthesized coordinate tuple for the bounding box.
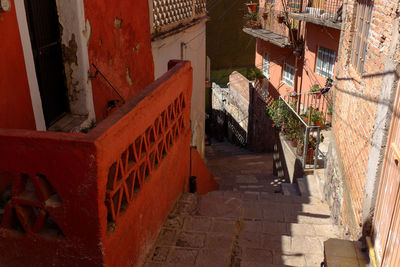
(316, 47, 336, 78)
(351, 0, 373, 74)
(263, 53, 270, 79)
(282, 61, 295, 87)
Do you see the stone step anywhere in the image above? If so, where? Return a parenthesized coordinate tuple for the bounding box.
(204, 190, 325, 205)
(297, 175, 322, 200)
(281, 183, 301, 196)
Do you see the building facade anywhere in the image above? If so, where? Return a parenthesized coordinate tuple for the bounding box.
(0, 0, 210, 266)
(150, 0, 207, 157)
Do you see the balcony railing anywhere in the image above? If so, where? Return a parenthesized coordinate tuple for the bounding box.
(152, 0, 207, 33)
(289, 0, 343, 28)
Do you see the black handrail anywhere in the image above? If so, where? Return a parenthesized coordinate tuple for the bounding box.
(90, 64, 126, 104)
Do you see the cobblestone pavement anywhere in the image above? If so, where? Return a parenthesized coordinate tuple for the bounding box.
(143, 141, 345, 267)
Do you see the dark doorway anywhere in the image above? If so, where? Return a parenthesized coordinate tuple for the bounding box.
(24, 0, 69, 127)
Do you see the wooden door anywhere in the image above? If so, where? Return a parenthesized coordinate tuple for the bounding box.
(24, 0, 69, 127)
(373, 83, 400, 266)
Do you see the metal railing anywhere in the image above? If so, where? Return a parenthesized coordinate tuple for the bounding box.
(278, 91, 332, 168)
(290, 0, 343, 22)
(281, 91, 330, 122)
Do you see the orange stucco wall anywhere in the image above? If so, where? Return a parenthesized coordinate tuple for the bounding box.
(299, 23, 340, 94)
(84, 0, 155, 120)
(255, 39, 296, 98)
(255, 23, 340, 99)
(0, 2, 36, 130)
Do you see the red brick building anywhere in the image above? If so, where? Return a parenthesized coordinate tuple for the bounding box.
(327, 0, 400, 248)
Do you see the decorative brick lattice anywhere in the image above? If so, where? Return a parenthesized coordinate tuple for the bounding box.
(105, 93, 186, 232)
(153, 0, 194, 29)
(0, 173, 64, 238)
(194, 0, 206, 15)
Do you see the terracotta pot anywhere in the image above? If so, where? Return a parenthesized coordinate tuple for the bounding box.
(277, 15, 284, 23)
(246, 3, 257, 13)
(314, 120, 323, 127)
(257, 77, 265, 84)
(262, 12, 269, 19)
(290, 139, 298, 147)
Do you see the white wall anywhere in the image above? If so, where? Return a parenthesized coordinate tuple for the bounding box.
(152, 21, 206, 157)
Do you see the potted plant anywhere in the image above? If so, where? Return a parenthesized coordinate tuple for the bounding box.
(311, 109, 324, 127)
(277, 11, 285, 23)
(245, 1, 257, 13)
(297, 134, 325, 163)
(262, 11, 269, 20)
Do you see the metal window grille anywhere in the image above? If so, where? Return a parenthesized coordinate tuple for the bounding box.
(282, 61, 295, 87)
(351, 0, 373, 74)
(263, 53, 270, 79)
(316, 47, 336, 78)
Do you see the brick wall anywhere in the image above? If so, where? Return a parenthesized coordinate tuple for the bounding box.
(330, 0, 400, 237)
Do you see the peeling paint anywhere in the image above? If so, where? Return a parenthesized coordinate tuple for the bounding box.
(114, 17, 123, 29)
(62, 34, 78, 66)
(126, 68, 133, 86)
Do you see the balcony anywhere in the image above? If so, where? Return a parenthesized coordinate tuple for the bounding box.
(243, 2, 298, 48)
(0, 61, 198, 266)
(152, 0, 207, 39)
(288, 0, 343, 30)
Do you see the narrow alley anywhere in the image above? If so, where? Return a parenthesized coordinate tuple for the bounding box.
(143, 140, 348, 266)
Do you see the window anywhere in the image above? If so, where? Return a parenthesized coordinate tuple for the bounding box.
(351, 0, 373, 74)
(288, 0, 300, 10)
(282, 61, 295, 87)
(316, 47, 336, 78)
(262, 53, 270, 79)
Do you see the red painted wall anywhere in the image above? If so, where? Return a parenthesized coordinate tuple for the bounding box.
(0, 2, 36, 130)
(84, 0, 155, 120)
(0, 61, 192, 267)
(190, 148, 219, 195)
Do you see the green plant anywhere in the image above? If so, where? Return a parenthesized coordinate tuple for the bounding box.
(246, 67, 265, 81)
(301, 108, 324, 125)
(310, 82, 321, 92)
(266, 99, 296, 131)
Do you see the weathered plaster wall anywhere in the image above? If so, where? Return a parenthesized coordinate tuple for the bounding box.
(84, 0, 155, 121)
(152, 21, 206, 157)
(0, 1, 36, 130)
(56, 0, 95, 123)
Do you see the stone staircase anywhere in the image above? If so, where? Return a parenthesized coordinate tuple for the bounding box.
(142, 140, 345, 267)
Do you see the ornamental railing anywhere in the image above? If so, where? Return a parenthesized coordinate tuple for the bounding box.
(152, 0, 207, 33)
(0, 60, 193, 266)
